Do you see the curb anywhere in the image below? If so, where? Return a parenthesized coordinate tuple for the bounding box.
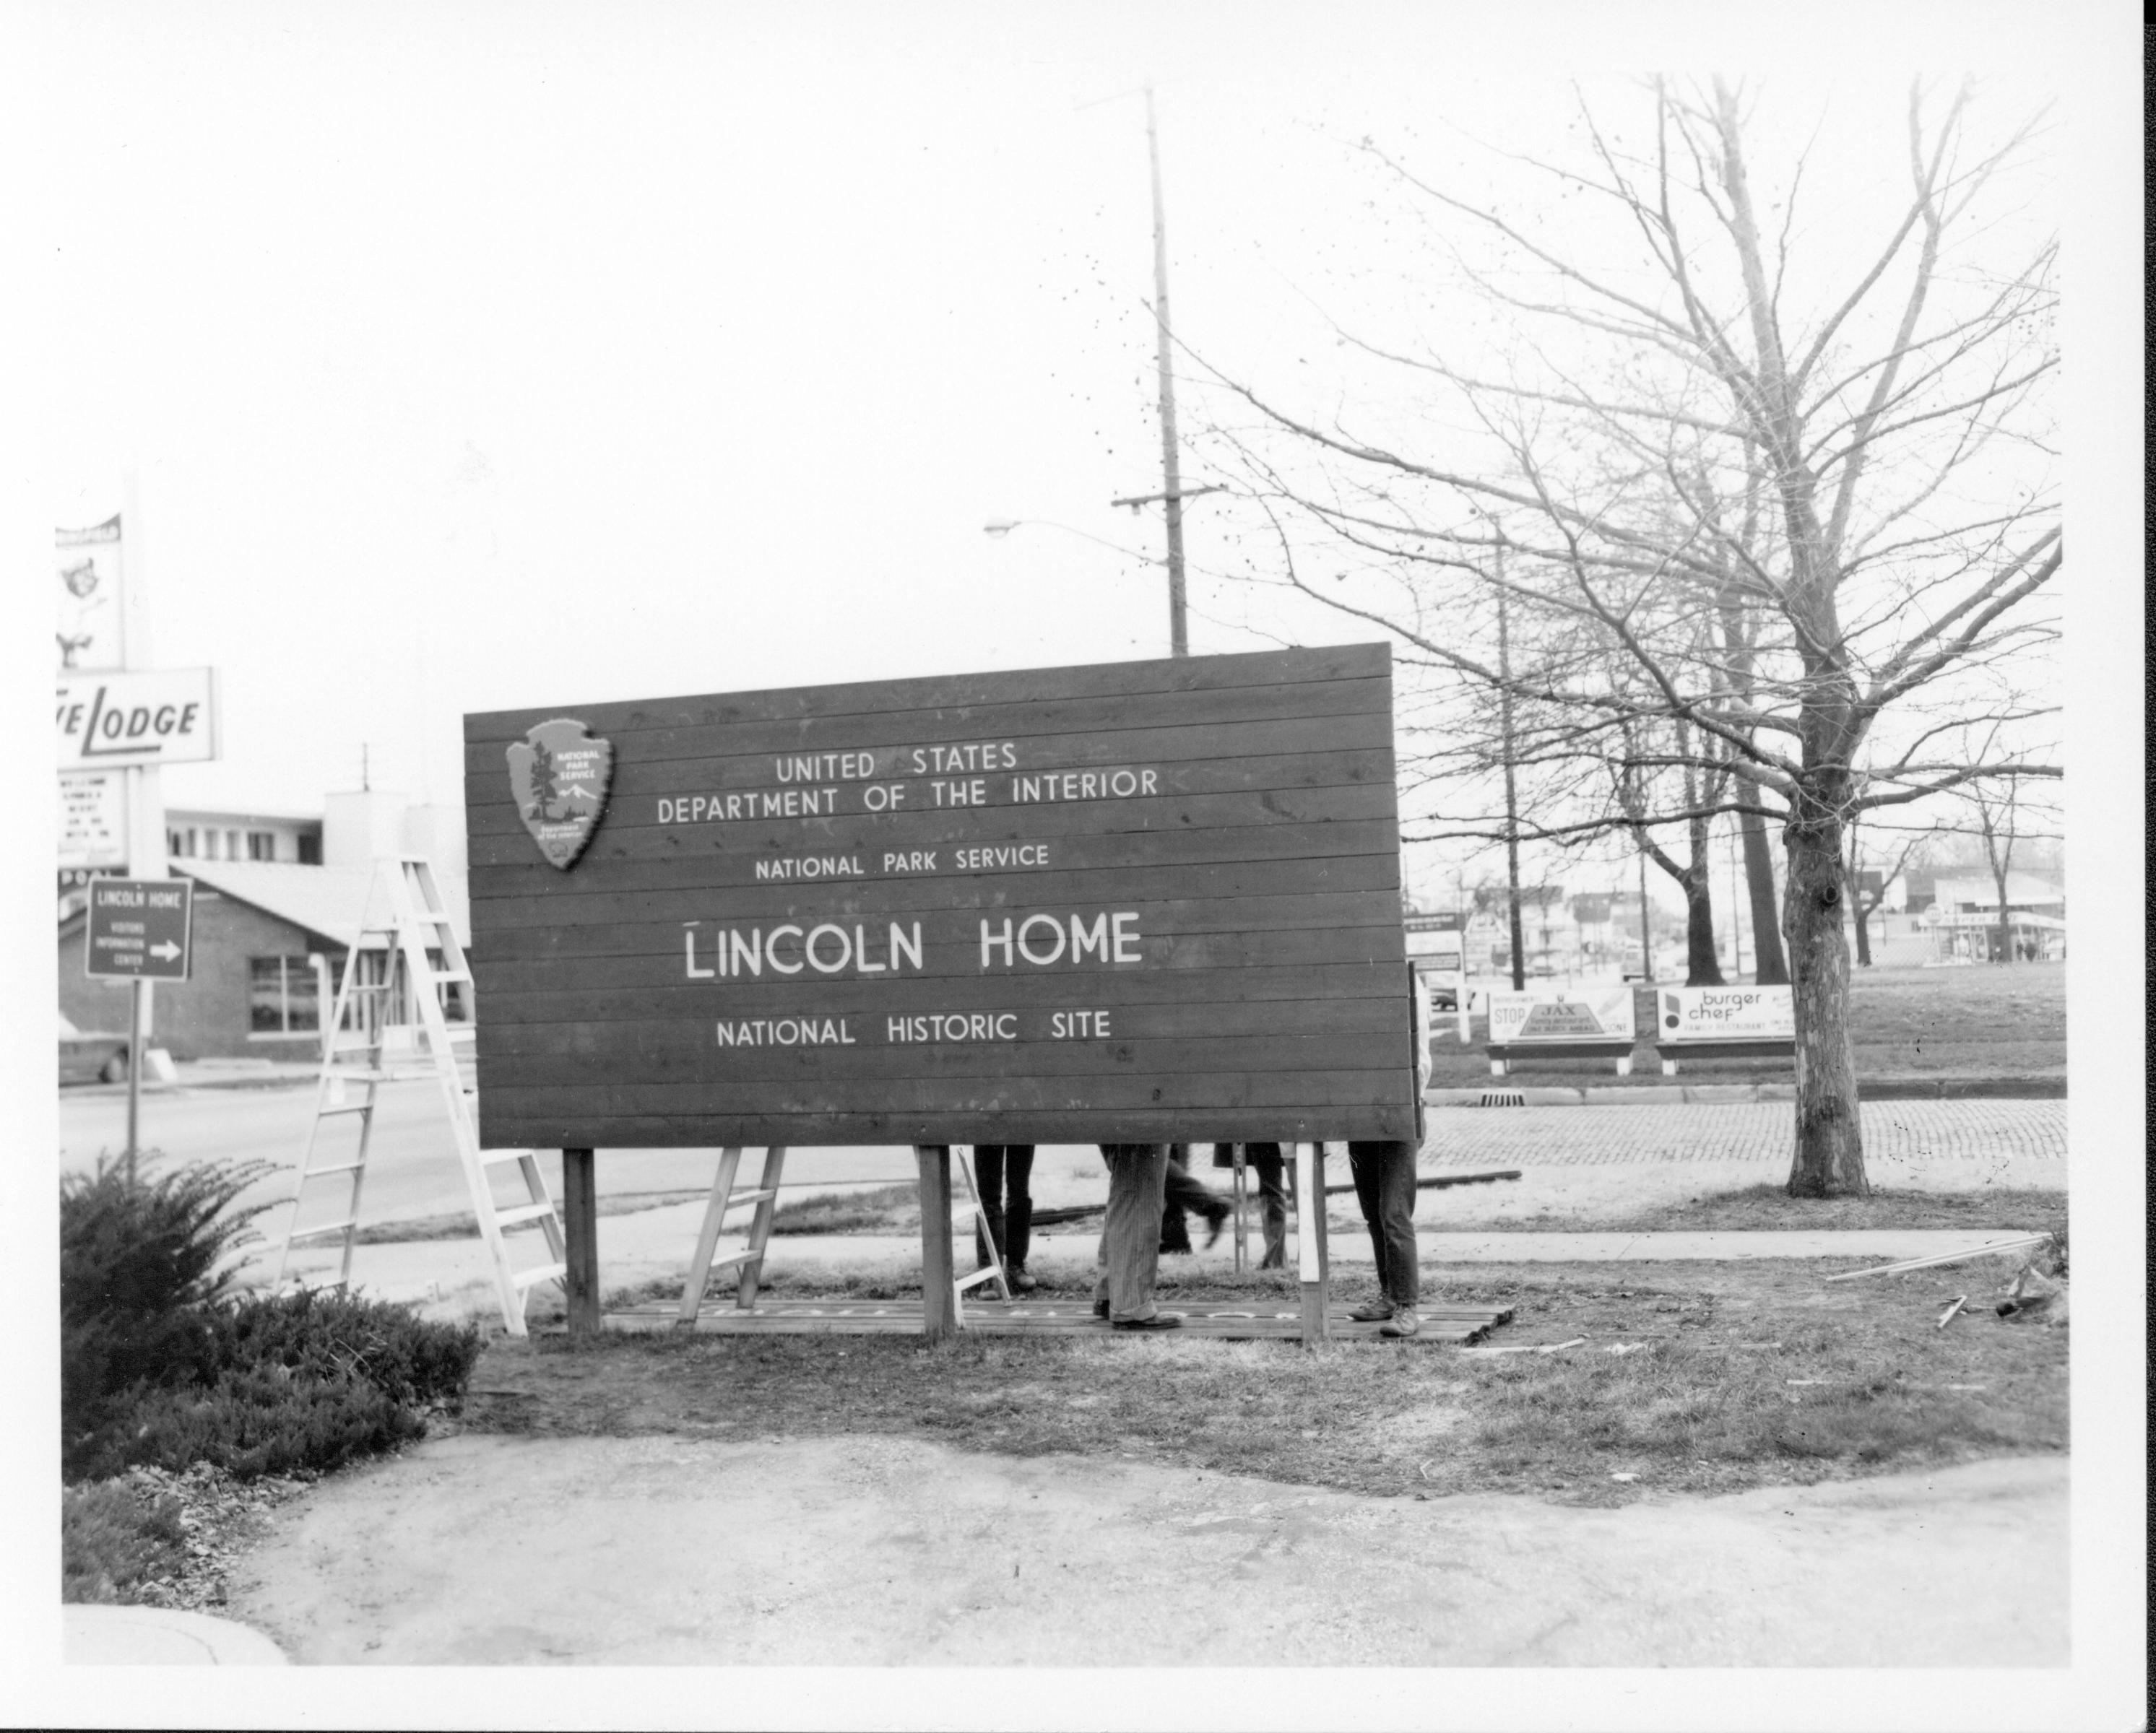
(1427, 1077, 2061, 1107)
(64, 1603, 289, 1665)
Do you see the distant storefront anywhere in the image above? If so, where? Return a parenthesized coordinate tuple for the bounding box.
(57, 792, 472, 1061)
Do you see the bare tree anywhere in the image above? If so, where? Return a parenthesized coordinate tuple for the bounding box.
(1200, 76, 2060, 1194)
(1842, 812, 1933, 968)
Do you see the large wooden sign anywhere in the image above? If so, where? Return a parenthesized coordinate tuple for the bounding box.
(462, 644, 1416, 1149)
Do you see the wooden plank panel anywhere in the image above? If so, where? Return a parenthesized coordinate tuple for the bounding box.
(464, 783, 1398, 870)
(464, 742, 1395, 835)
(475, 1031, 1406, 1088)
(473, 887, 1403, 963)
(474, 960, 1411, 1028)
(466, 645, 1390, 746)
(478, 991, 1408, 1054)
(471, 924, 1406, 996)
(466, 646, 1411, 1147)
(467, 818, 1404, 901)
(470, 849, 1405, 926)
(483, 1104, 1424, 1147)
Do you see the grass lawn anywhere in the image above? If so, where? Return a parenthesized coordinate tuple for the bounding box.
(1426, 962, 2064, 1088)
(763, 1182, 2067, 1242)
(352, 1189, 709, 1246)
(465, 1255, 2067, 1507)
(1518, 1184, 2068, 1235)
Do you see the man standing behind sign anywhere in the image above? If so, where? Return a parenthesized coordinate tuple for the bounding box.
(1091, 1145, 1182, 1331)
(1349, 970, 1437, 1339)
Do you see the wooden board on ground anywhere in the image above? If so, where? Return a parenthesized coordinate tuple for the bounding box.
(597, 1297, 1514, 1345)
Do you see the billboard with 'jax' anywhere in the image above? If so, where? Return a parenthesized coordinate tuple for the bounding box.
(462, 645, 1419, 1150)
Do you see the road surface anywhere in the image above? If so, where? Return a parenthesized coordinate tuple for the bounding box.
(58, 1082, 958, 1233)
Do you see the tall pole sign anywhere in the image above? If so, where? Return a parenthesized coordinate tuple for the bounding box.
(56, 474, 209, 1158)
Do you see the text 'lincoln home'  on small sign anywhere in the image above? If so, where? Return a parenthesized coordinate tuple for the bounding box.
(461, 644, 1416, 1149)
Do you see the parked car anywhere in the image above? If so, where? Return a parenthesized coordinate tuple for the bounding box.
(59, 1012, 131, 1085)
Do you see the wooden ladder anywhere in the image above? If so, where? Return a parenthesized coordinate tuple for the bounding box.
(674, 1146, 1010, 1327)
(270, 856, 566, 1336)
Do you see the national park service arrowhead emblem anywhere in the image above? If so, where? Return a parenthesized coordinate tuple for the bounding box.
(506, 719, 613, 870)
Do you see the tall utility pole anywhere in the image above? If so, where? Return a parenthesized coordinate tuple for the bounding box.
(1494, 563, 1527, 991)
(1144, 82, 1189, 659)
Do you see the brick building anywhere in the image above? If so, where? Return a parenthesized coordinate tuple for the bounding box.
(57, 792, 469, 1062)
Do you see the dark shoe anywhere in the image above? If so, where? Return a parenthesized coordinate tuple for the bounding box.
(1348, 1300, 1395, 1322)
(1006, 1261, 1038, 1295)
(1379, 1309, 1421, 1339)
(1159, 1234, 1192, 1255)
(1112, 1313, 1184, 1332)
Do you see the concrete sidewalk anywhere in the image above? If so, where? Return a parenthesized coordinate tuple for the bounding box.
(63, 1603, 287, 1665)
(259, 1190, 2053, 1324)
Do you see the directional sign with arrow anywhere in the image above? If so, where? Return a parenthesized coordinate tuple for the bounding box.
(85, 877, 194, 981)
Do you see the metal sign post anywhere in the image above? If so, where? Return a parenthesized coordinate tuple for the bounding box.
(85, 876, 194, 1182)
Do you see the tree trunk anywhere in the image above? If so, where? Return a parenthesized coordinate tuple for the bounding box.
(1681, 867, 1725, 986)
(1738, 807, 1789, 983)
(1784, 801, 1868, 1196)
(1845, 856, 1874, 967)
(1682, 807, 1725, 987)
(1990, 861, 2014, 964)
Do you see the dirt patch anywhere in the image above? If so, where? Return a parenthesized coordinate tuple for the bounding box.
(467, 1259, 2067, 1505)
(222, 1433, 2068, 1667)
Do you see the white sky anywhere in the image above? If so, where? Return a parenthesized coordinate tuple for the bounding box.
(8, 6, 2147, 1723)
(28, 10, 2102, 872)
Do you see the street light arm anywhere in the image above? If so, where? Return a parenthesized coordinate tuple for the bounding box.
(982, 518, 1165, 566)
(1109, 483, 1226, 511)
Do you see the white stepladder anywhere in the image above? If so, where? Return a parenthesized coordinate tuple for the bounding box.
(270, 856, 567, 1337)
(673, 1145, 1010, 1327)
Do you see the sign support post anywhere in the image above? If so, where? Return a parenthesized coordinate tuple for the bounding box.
(562, 1148, 600, 1334)
(124, 978, 145, 1183)
(916, 1147, 957, 1342)
(1295, 1143, 1330, 1345)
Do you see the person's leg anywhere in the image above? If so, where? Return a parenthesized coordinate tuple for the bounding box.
(973, 1146, 1008, 1270)
(1163, 1150, 1231, 1247)
(1159, 1145, 1194, 1252)
(1347, 1143, 1396, 1319)
(1003, 1146, 1037, 1290)
(1351, 1139, 1421, 1333)
(1096, 1144, 1168, 1321)
(1377, 1141, 1420, 1313)
(1248, 1144, 1287, 1269)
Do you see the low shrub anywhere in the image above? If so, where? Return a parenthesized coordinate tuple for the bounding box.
(207, 1287, 484, 1411)
(61, 1477, 188, 1604)
(63, 1155, 485, 1482)
(66, 1288, 484, 1483)
(61, 1156, 274, 1479)
(118, 1359, 424, 1480)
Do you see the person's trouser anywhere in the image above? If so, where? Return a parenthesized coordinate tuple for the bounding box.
(1348, 1139, 1419, 1309)
(973, 1145, 1035, 1268)
(1244, 1143, 1289, 1269)
(1161, 1147, 1229, 1249)
(1094, 1144, 1169, 1321)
